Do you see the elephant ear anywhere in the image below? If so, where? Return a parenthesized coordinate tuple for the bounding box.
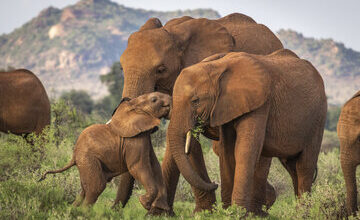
(110, 101, 161, 137)
(164, 18, 235, 68)
(201, 53, 228, 62)
(210, 54, 271, 127)
(139, 18, 163, 31)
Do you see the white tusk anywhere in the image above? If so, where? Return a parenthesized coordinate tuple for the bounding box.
(106, 119, 112, 124)
(185, 131, 191, 154)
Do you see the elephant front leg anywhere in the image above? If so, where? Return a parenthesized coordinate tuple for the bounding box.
(188, 137, 217, 212)
(232, 107, 268, 213)
(147, 144, 172, 215)
(252, 156, 274, 213)
(162, 137, 216, 213)
(215, 126, 236, 209)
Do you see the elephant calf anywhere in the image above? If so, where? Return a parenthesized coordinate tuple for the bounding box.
(40, 92, 171, 215)
(338, 91, 360, 215)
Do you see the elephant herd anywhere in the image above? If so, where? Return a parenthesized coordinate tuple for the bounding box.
(1, 13, 359, 217)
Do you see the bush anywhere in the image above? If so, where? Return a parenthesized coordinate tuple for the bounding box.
(60, 90, 94, 114)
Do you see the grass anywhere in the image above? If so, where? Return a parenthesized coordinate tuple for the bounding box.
(0, 101, 359, 219)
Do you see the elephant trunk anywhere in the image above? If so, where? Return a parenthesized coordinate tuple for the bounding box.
(167, 127, 218, 192)
(122, 72, 155, 98)
(340, 151, 358, 215)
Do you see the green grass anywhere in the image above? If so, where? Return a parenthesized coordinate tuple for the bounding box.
(0, 101, 359, 219)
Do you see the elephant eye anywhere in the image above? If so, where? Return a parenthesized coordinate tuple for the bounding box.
(156, 65, 166, 74)
(151, 97, 158, 103)
(191, 97, 200, 107)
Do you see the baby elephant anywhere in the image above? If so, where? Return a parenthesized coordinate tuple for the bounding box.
(40, 92, 171, 215)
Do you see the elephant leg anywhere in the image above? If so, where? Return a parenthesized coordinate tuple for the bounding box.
(128, 164, 160, 213)
(231, 106, 268, 212)
(295, 127, 322, 197)
(252, 156, 274, 212)
(280, 158, 299, 196)
(147, 146, 171, 215)
(216, 125, 236, 209)
(113, 172, 135, 208)
(188, 137, 217, 212)
(295, 148, 319, 196)
(162, 137, 216, 213)
(161, 140, 180, 212)
(77, 157, 106, 206)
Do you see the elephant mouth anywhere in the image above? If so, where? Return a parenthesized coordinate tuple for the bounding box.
(162, 104, 171, 119)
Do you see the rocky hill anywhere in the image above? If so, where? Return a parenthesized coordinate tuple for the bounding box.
(278, 30, 360, 104)
(0, 0, 219, 99)
(0, 0, 359, 104)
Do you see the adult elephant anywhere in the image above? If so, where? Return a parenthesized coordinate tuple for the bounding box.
(0, 69, 50, 136)
(167, 50, 327, 214)
(117, 13, 284, 212)
(338, 91, 360, 215)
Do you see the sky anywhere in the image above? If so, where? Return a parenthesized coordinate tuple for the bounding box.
(0, 0, 359, 51)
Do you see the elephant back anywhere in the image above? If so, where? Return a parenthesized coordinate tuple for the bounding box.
(216, 13, 283, 55)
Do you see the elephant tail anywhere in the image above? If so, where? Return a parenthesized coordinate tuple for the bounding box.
(313, 165, 318, 183)
(38, 157, 76, 182)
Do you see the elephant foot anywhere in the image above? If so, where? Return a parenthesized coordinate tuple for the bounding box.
(139, 195, 152, 210)
(193, 204, 214, 213)
(146, 207, 174, 216)
(193, 191, 216, 213)
(253, 209, 269, 217)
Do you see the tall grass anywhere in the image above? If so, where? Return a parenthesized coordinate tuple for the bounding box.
(0, 100, 358, 219)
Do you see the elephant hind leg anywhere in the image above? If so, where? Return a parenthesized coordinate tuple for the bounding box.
(295, 150, 319, 196)
(252, 156, 274, 211)
(295, 128, 322, 197)
(77, 158, 106, 206)
(280, 158, 299, 196)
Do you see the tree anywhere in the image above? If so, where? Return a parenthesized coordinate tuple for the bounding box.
(60, 90, 94, 114)
(100, 61, 124, 101)
(95, 62, 124, 116)
(325, 105, 341, 131)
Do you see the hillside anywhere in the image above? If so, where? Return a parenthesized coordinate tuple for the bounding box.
(277, 30, 360, 104)
(0, 0, 359, 104)
(0, 0, 219, 99)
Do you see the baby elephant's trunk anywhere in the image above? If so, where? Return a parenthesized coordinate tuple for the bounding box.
(38, 157, 76, 181)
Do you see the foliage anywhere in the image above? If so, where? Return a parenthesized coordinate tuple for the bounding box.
(95, 61, 124, 117)
(100, 61, 124, 101)
(321, 130, 340, 153)
(60, 90, 95, 114)
(0, 98, 355, 219)
(325, 105, 342, 131)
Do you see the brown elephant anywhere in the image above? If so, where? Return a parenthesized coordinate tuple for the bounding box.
(40, 92, 172, 216)
(338, 91, 360, 215)
(0, 69, 50, 136)
(167, 50, 327, 214)
(118, 13, 284, 212)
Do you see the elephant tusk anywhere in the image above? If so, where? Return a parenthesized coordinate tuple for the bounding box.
(106, 119, 112, 124)
(185, 131, 191, 154)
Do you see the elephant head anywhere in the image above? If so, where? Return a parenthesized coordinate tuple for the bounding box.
(120, 16, 235, 98)
(338, 91, 360, 215)
(167, 52, 270, 191)
(110, 92, 171, 137)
